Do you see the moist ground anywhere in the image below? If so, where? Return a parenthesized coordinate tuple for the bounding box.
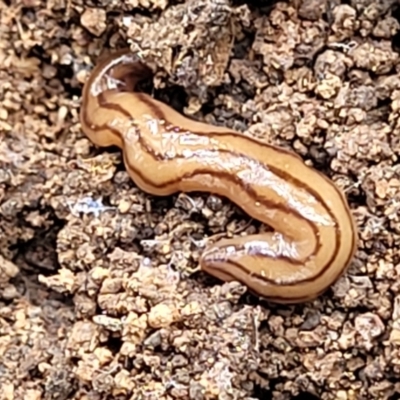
(1, 1, 400, 399)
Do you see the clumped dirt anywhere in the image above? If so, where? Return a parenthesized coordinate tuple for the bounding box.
(1, 0, 400, 399)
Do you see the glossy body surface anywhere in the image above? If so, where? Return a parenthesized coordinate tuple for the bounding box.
(80, 49, 358, 304)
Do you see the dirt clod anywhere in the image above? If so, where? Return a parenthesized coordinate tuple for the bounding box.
(1, 0, 400, 399)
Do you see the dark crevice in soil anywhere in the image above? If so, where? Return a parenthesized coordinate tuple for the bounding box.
(4, 207, 74, 310)
(251, 383, 273, 399)
(11, 213, 64, 276)
(293, 393, 321, 400)
(155, 84, 189, 115)
(233, 0, 284, 14)
(233, 30, 257, 59)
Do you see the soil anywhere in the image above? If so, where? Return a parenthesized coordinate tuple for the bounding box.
(1, 0, 400, 399)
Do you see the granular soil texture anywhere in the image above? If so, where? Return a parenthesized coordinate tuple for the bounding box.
(1, 0, 400, 399)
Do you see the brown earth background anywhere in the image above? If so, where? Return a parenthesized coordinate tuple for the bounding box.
(1, 0, 400, 399)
